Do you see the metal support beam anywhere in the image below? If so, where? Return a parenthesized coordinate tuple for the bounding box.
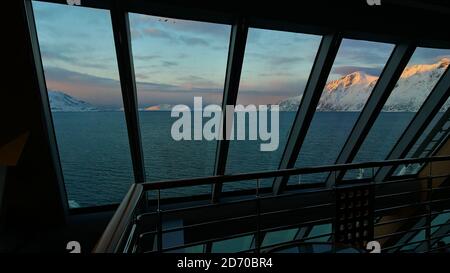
(22, 0, 69, 221)
(272, 33, 342, 195)
(325, 43, 416, 186)
(412, 113, 450, 173)
(110, 0, 146, 183)
(411, 106, 450, 158)
(431, 133, 450, 157)
(211, 18, 249, 202)
(376, 67, 450, 181)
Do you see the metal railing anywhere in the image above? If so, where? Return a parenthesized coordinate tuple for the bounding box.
(93, 156, 450, 253)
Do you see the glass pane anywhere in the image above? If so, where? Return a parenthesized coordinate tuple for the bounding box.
(431, 211, 450, 234)
(211, 235, 254, 253)
(307, 224, 332, 238)
(33, 2, 134, 208)
(129, 14, 231, 196)
(346, 48, 450, 180)
(433, 235, 450, 245)
(261, 228, 298, 247)
(223, 28, 321, 191)
(304, 223, 332, 242)
(291, 39, 394, 184)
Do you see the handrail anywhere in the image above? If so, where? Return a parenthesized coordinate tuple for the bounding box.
(142, 156, 450, 191)
(94, 155, 450, 253)
(93, 183, 143, 253)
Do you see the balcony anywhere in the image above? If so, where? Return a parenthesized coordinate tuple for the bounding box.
(94, 156, 450, 253)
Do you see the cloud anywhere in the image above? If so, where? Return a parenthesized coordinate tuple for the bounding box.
(246, 52, 305, 67)
(142, 27, 174, 40)
(409, 48, 450, 65)
(135, 25, 210, 47)
(42, 66, 122, 108)
(179, 36, 209, 46)
(41, 49, 111, 70)
(44, 66, 119, 88)
(162, 61, 178, 67)
(136, 81, 181, 92)
(176, 75, 221, 89)
(168, 19, 230, 38)
(269, 56, 304, 66)
(129, 13, 228, 49)
(33, 3, 60, 20)
(133, 54, 161, 61)
(43, 66, 221, 107)
(335, 39, 394, 67)
(258, 72, 296, 77)
(337, 47, 388, 66)
(44, 66, 220, 95)
(130, 28, 143, 39)
(43, 65, 307, 107)
(333, 66, 383, 76)
(239, 78, 307, 97)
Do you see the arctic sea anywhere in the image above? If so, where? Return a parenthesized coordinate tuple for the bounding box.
(51, 111, 422, 207)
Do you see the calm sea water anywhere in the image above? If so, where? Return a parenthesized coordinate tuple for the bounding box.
(51, 111, 416, 207)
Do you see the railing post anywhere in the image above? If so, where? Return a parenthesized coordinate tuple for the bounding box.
(426, 162, 433, 252)
(255, 178, 261, 253)
(157, 189, 163, 252)
(331, 171, 337, 253)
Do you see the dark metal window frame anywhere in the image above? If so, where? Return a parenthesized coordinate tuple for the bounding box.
(272, 33, 343, 195)
(24, 0, 450, 215)
(22, 0, 70, 220)
(412, 109, 450, 159)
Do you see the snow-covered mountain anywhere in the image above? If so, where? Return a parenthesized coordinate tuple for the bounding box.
(48, 91, 98, 112)
(279, 58, 450, 112)
(143, 104, 174, 111)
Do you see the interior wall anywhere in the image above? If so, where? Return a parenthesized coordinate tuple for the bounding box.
(1, 1, 73, 252)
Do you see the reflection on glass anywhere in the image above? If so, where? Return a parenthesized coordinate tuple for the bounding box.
(347, 48, 450, 180)
(33, 2, 134, 207)
(400, 230, 425, 251)
(304, 223, 332, 242)
(261, 228, 298, 247)
(431, 211, 450, 234)
(212, 235, 254, 253)
(129, 13, 231, 196)
(224, 28, 321, 191)
(291, 39, 394, 184)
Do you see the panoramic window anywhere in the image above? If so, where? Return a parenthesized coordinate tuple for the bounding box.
(290, 39, 395, 184)
(32, 2, 134, 208)
(346, 47, 450, 179)
(223, 28, 321, 191)
(129, 13, 231, 196)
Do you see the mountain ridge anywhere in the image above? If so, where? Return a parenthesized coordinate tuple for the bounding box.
(279, 58, 450, 112)
(48, 90, 98, 112)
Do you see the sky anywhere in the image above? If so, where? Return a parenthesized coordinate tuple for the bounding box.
(32, 1, 450, 109)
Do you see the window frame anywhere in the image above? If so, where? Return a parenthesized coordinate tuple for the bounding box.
(25, 0, 450, 214)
